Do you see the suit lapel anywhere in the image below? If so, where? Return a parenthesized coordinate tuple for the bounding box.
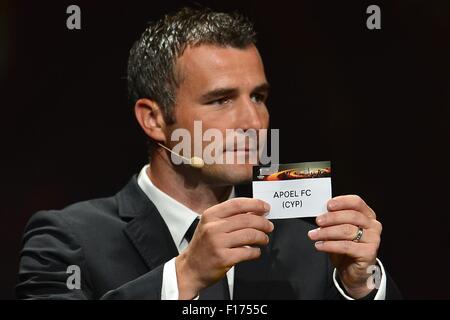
(116, 178, 274, 298)
(117, 177, 179, 271)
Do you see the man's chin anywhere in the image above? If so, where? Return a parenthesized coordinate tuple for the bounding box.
(206, 163, 253, 186)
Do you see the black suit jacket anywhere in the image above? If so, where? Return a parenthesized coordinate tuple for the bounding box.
(16, 176, 401, 299)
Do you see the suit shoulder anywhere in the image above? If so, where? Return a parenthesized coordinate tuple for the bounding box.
(26, 194, 120, 234)
(63, 195, 119, 220)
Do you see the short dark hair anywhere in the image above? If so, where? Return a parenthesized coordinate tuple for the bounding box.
(127, 7, 257, 124)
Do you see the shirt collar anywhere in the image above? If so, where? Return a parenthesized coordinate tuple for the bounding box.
(137, 165, 234, 249)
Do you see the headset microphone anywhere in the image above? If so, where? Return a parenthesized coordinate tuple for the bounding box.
(157, 143, 205, 169)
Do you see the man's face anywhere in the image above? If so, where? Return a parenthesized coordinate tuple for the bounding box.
(166, 44, 270, 186)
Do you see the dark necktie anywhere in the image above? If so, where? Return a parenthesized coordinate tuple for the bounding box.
(184, 218, 231, 300)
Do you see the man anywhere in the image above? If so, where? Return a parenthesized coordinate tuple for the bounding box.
(16, 7, 400, 300)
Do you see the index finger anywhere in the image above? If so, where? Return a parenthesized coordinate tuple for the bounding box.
(327, 195, 376, 219)
(203, 197, 270, 219)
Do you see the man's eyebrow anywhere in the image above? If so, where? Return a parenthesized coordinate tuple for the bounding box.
(200, 83, 270, 102)
(200, 87, 239, 101)
(252, 83, 270, 93)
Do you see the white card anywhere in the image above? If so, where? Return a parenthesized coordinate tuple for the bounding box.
(252, 162, 332, 219)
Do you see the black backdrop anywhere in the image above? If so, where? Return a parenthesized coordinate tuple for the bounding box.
(1, 0, 449, 299)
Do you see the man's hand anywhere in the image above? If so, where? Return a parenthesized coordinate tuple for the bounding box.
(175, 198, 274, 299)
(307, 195, 382, 299)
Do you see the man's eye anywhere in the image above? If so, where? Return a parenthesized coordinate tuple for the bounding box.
(251, 93, 267, 104)
(209, 97, 232, 105)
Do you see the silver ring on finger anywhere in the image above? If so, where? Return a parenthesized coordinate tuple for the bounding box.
(352, 226, 364, 242)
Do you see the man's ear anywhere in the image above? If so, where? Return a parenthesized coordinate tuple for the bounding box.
(134, 98, 167, 143)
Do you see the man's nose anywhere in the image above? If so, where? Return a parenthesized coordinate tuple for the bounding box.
(238, 98, 265, 130)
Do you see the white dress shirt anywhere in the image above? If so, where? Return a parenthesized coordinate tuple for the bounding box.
(137, 165, 386, 300)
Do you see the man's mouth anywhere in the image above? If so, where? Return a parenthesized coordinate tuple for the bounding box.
(229, 147, 257, 152)
(225, 143, 258, 153)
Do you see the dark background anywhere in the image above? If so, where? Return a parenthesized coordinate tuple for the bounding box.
(1, 0, 449, 299)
